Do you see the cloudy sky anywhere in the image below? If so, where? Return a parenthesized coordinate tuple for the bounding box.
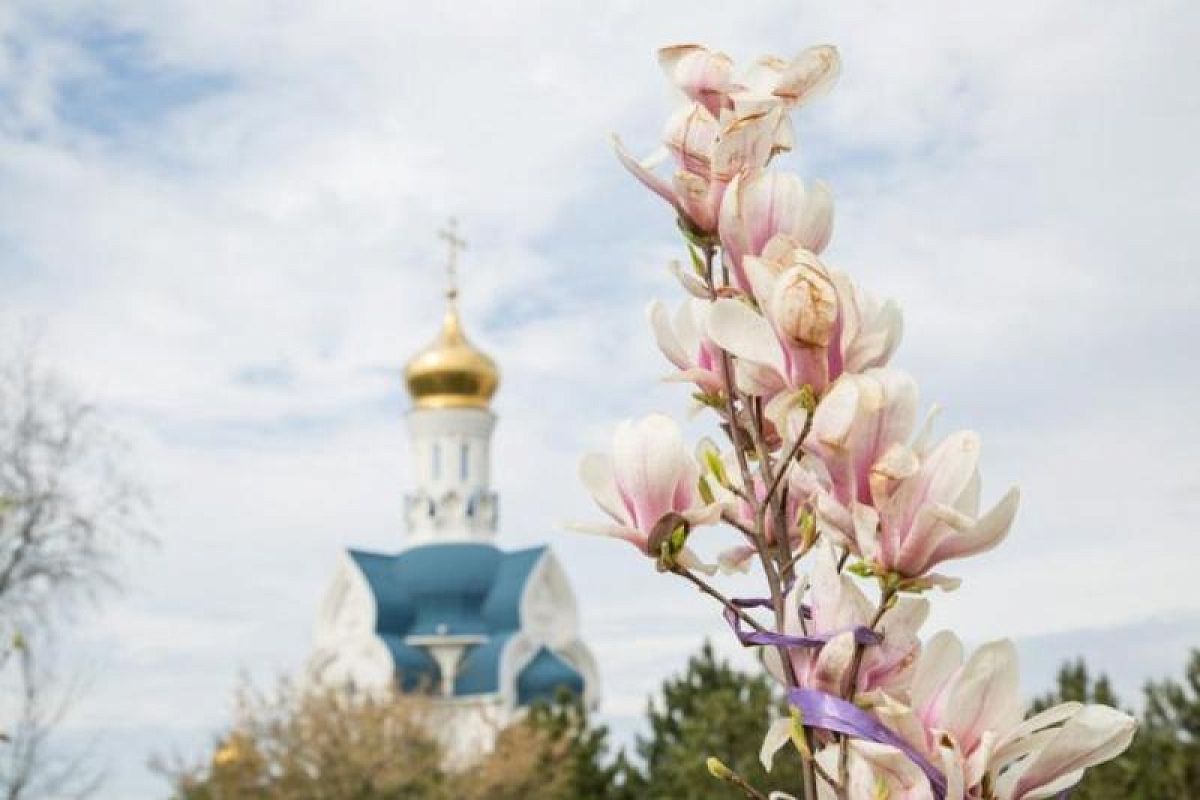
(1, 1, 1197, 796)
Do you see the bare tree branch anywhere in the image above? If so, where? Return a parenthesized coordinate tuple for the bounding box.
(0, 342, 150, 799)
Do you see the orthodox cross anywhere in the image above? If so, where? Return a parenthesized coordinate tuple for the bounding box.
(438, 217, 467, 301)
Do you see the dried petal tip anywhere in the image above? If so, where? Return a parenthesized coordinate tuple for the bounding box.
(774, 45, 842, 107)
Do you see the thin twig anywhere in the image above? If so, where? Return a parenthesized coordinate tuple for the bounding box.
(812, 755, 839, 792)
(671, 566, 768, 634)
(707, 242, 816, 800)
(761, 413, 811, 511)
(721, 511, 757, 539)
(836, 587, 896, 797)
(723, 768, 770, 800)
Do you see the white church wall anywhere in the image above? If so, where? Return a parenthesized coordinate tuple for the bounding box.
(308, 552, 394, 690)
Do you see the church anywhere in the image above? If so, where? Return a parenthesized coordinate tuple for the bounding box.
(308, 226, 599, 761)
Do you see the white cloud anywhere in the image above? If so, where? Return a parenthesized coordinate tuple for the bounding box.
(0, 1, 1197, 796)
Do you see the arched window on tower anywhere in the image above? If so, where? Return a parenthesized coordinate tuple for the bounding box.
(460, 441, 469, 481)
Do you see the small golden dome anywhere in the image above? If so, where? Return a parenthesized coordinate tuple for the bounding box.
(212, 733, 252, 769)
(404, 300, 499, 409)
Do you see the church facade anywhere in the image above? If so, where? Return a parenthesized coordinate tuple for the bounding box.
(309, 257, 598, 762)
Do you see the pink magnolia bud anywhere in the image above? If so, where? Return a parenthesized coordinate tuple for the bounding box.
(766, 252, 838, 348)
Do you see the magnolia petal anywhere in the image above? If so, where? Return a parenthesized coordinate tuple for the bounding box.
(814, 492, 855, 551)
(915, 431, 983, 511)
(565, 521, 647, 554)
(965, 729, 999, 790)
(682, 501, 724, 528)
(911, 630, 964, 713)
(706, 298, 788, 376)
(795, 179, 834, 254)
(762, 643, 788, 687)
(718, 544, 756, 574)
(674, 299, 707, 353)
(578, 452, 628, 525)
(929, 486, 1020, 566)
(668, 259, 712, 298)
(743, 254, 778, 308)
(938, 740, 966, 800)
(873, 443, 920, 482)
(658, 44, 733, 116)
(760, 716, 793, 771)
(648, 299, 691, 371)
(810, 373, 861, 449)
(944, 639, 1022, 748)
(774, 45, 841, 107)
(993, 701, 1084, 764)
(676, 545, 718, 576)
(733, 359, 786, 398)
(894, 502, 967, 577)
(851, 501, 883, 564)
(657, 43, 705, 74)
(764, 389, 810, 445)
(871, 693, 929, 758)
(611, 415, 693, 532)
(673, 170, 721, 233)
(612, 135, 679, 209)
(813, 631, 858, 695)
(920, 573, 963, 591)
(565, 520, 624, 538)
(1006, 705, 1137, 800)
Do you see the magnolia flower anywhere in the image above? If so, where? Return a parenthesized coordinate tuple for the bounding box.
(614, 44, 840, 237)
(877, 632, 1137, 799)
(576, 414, 721, 565)
(706, 237, 902, 400)
(648, 298, 725, 396)
(802, 368, 921, 547)
(763, 544, 928, 698)
(658, 44, 735, 117)
(720, 169, 834, 293)
(614, 101, 781, 236)
(661, 43, 841, 135)
(852, 428, 1020, 583)
(734, 45, 842, 117)
(812, 741, 939, 800)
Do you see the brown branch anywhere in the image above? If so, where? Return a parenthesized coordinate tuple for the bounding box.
(671, 566, 768, 634)
(836, 587, 896, 797)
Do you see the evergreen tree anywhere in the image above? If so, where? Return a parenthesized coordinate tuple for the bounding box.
(1139, 649, 1200, 797)
(484, 689, 635, 800)
(631, 641, 805, 799)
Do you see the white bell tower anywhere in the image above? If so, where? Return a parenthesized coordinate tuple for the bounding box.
(402, 219, 501, 546)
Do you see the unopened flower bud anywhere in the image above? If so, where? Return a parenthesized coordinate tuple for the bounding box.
(706, 756, 733, 781)
(769, 257, 837, 347)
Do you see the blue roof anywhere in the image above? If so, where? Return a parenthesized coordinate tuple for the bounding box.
(518, 647, 586, 705)
(348, 543, 584, 702)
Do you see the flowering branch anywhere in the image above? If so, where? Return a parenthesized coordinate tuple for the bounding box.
(574, 39, 1136, 800)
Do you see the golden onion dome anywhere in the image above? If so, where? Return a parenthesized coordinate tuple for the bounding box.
(404, 298, 499, 409)
(212, 732, 253, 769)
